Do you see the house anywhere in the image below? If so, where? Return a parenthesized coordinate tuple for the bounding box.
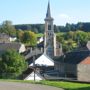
(0, 33, 10, 43)
(0, 33, 17, 43)
(54, 50, 90, 82)
(0, 43, 26, 54)
(37, 37, 44, 44)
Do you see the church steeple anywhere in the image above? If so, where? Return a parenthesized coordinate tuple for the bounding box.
(46, 1, 51, 18)
(44, 1, 63, 58)
(44, 1, 55, 58)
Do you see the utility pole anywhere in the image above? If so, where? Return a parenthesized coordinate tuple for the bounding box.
(33, 45, 37, 82)
(33, 54, 35, 82)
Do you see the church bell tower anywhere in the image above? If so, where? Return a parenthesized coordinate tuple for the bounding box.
(44, 2, 56, 58)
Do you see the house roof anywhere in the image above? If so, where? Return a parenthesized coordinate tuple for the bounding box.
(0, 33, 10, 39)
(54, 50, 90, 64)
(30, 54, 54, 66)
(80, 57, 90, 64)
(37, 41, 44, 47)
(24, 48, 43, 60)
(23, 68, 44, 81)
(0, 43, 21, 51)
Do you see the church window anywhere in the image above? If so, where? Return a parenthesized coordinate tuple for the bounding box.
(48, 25, 51, 30)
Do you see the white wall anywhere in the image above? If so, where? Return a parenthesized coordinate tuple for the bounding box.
(24, 72, 43, 81)
(9, 37, 17, 42)
(19, 44, 26, 53)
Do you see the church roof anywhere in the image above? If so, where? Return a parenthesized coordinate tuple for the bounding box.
(46, 2, 51, 18)
(45, 1, 53, 20)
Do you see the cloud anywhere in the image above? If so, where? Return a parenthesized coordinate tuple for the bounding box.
(58, 14, 70, 19)
(54, 13, 71, 25)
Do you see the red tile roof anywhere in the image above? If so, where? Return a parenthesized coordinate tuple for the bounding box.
(80, 56, 90, 64)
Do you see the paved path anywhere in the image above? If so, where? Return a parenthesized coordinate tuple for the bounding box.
(0, 81, 64, 90)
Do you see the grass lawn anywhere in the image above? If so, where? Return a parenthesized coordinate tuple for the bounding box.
(0, 79, 90, 90)
(36, 33, 66, 38)
(36, 33, 43, 37)
(39, 81, 90, 90)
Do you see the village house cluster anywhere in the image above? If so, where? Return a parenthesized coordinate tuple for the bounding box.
(0, 2, 90, 82)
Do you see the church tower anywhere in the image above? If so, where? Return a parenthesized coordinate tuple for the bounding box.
(44, 2, 56, 58)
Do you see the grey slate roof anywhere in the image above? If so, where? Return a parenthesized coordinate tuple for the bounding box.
(46, 2, 51, 18)
(0, 33, 9, 39)
(24, 48, 43, 60)
(0, 43, 21, 51)
(45, 1, 53, 20)
(54, 50, 90, 64)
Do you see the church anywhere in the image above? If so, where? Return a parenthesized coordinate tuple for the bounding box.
(40, 2, 62, 58)
(24, 2, 90, 82)
(25, 2, 62, 61)
(23, 2, 63, 81)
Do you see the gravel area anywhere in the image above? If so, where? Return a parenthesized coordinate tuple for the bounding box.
(0, 81, 64, 90)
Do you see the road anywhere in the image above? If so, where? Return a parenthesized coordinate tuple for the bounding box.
(0, 81, 64, 90)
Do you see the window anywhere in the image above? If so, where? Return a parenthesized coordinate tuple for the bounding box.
(47, 47, 53, 56)
(48, 25, 51, 30)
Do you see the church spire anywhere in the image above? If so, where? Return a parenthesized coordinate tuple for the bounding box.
(46, 1, 51, 18)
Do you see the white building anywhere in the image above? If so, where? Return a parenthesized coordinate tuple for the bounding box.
(30, 54, 54, 67)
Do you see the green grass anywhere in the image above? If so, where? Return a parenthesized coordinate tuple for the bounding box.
(36, 33, 64, 37)
(39, 81, 90, 90)
(36, 33, 43, 37)
(36, 32, 65, 38)
(0, 79, 90, 90)
(56, 32, 65, 36)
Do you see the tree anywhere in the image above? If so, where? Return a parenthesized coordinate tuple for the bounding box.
(56, 33, 64, 43)
(62, 39, 78, 53)
(0, 20, 16, 36)
(73, 31, 89, 47)
(16, 29, 24, 42)
(64, 31, 74, 40)
(21, 31, 37, 46)
(0, 50, 28, 79)
(65, 23, 71, 31)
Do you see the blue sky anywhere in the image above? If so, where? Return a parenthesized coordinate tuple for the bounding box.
(0, 0, 90, 25)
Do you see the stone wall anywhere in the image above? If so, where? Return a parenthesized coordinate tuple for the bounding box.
(54, 62, 77, 78)
(65, 64, 77, 78)
(78, 64, 90, 82)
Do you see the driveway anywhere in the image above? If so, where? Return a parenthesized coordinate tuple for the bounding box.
(0, 81, 64, 90)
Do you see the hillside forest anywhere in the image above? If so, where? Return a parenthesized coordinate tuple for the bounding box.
(0, 20, 90, 53)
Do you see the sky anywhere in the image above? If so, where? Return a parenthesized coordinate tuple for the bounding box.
(0, 0, 90, 26)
